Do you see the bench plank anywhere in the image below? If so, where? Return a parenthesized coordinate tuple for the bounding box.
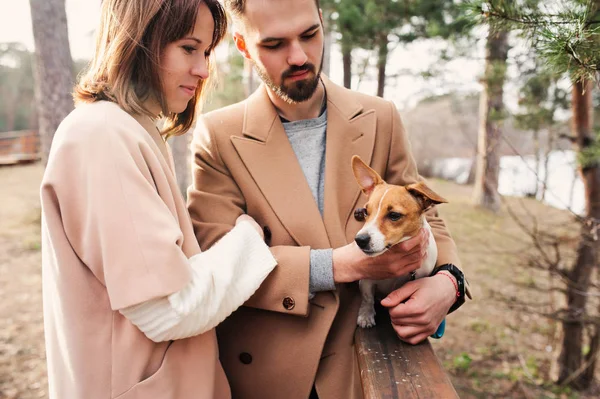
(0, 130, 40, 165)
(355, 304, 458, 399)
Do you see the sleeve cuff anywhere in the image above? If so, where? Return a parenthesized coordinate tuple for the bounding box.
(309, 248, 335, 293)
(120, 221, 278, 342)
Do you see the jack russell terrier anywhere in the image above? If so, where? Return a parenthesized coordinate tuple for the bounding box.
(351, 155, 448, 328)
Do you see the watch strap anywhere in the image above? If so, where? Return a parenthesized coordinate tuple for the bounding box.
(431, 263, 466, 314)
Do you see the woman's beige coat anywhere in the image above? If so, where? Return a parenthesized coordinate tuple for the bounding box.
(41, 101, 230, 399)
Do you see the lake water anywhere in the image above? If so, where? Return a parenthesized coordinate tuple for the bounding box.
(431, 150, 585, 215)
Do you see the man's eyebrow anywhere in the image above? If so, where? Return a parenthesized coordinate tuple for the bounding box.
(259, 23, 321, 43)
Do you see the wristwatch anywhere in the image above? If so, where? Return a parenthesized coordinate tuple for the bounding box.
(431, 263, 466, 314)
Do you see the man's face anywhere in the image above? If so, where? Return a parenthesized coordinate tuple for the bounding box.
(236, 0, 324, 103)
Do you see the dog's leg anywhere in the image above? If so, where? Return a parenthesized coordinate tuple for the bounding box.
(357, 279, 377, 328)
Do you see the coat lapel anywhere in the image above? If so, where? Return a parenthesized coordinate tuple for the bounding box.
(231, 87, 331, 248)
(321, 77, 376, 247)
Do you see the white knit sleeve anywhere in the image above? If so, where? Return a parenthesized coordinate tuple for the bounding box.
(119, 221, 277, 342)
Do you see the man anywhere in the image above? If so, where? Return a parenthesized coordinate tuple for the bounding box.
(188, 0, 470, 398)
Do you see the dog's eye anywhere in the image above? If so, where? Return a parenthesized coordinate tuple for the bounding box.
(354, 208, 368, 221)
(388, 212, 403, 221)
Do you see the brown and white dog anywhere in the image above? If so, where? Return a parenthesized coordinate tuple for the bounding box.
(351, 155, 448, 328)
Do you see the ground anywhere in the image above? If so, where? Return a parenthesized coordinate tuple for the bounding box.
(0, 164, 45, 399)
(0, 163, 598, 398)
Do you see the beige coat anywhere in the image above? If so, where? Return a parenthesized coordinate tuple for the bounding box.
(188, 76, 464, 399)
(41, 101, 230, 399)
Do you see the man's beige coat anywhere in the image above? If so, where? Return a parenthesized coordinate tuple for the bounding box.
(189, 77, 465, 399)
(41, 101, 230, 399)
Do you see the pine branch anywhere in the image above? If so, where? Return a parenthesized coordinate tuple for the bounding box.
(563, 41, 600, 71)
(486, 10, 592, 26)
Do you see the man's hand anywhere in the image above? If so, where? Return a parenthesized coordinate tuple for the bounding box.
(332, 228, 430, 283)
(380, 273, 457, 344)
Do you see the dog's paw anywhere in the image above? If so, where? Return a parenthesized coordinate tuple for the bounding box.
(357, 308, 376, 328)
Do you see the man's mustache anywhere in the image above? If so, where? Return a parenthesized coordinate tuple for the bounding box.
(282, 64, 315, 80)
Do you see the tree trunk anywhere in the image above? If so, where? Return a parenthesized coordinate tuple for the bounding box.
(4, 98, 16, 132)
(472, 30, 509, 212)
(29, 97, 38, 130)
(168, 134, 191, 200)
(558, 79, 599, 390)
(466, 156, 477, 185)
(29, 0, 74, 165)
(376, 35, 389, 98)
(342, 40, 352, 89)
(533, 129, 540, 198)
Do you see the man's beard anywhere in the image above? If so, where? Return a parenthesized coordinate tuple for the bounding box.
(253, 51, 323, 104)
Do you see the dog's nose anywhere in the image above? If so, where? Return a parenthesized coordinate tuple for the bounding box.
(355, 234, 371, 250)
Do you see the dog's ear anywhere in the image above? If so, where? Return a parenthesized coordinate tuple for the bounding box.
(352, 155, 383, 197)
(406, 181, 448, 211)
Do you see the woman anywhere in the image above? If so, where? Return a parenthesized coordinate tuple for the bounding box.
(40, 1, 276, 398)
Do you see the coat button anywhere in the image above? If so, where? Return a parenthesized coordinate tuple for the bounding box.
(282, 296, 295, 310)
(263, 226, 272, 246)
(239, 352, 252, 365)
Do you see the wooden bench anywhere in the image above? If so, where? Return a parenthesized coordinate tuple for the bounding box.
(355, 303, 458, 398)
(0, 130, 40, 165)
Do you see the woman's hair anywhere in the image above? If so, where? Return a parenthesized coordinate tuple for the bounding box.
(74, 0, 227, 136)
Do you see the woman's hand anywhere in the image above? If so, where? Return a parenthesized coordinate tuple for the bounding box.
(235, 214, 264, 240)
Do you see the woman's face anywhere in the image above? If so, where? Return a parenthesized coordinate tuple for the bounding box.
(159, 2, 214, 114)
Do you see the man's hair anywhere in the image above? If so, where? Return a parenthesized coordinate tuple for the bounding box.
(74, 0, 227, 137)
(224, 0, 321, 21)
